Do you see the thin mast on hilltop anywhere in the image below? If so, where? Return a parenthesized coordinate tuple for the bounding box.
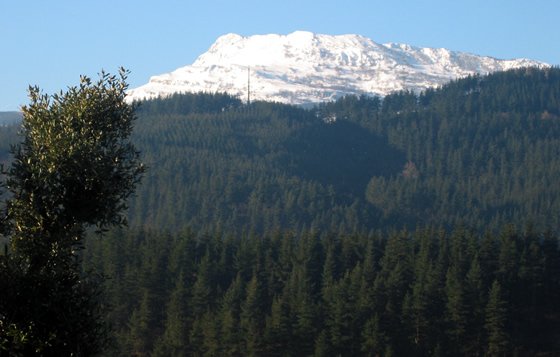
(247, 66, 251, 105)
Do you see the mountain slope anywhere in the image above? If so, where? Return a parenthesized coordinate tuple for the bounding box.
(0, 111, 22, 125)
(126, 68, 560, 233)
(127, 31, 548, 104)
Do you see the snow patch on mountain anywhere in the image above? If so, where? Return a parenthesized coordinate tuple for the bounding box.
(127, 31, 549, 105)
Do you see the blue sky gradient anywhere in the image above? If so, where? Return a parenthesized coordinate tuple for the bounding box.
(1, 0, 558, 110)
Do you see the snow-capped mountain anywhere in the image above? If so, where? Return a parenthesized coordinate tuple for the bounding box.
(127, 31, 548, 105)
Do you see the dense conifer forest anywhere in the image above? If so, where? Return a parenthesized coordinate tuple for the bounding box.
(2, 67, 560, 355)
(83, 225, 560, 356)
(125, 67, 560, 234)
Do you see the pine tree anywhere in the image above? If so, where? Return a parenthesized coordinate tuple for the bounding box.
(153, 275, 189, 357)
(405, 230, 442, 354)
(264, 295, 293, 357)
(191, 250, 213, 315)
(127, 290, 154, 356)
(444, 266, 468, 354)
(361, 314, 386, 357)
(241, 273, 265, 357)
(464, 255, 485, 356)
(201, 311, 220, 357)
(219, 274, 244, 357)
(313, 329, 331, 357)
(485, 280, 510, 356)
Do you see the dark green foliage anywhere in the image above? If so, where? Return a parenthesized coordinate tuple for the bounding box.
(485, 280, 510, 356)
(285, 119, 403, 194)
(118, 67, 560, 235)
(3, 66, 560, 355)
(0, 68, 559, 236)
(0, 258, 109, 356)
(6, 69, 144, 268)
(135, 91, 242, 116)
(0, 69, 144, 356)
(128, 97, 394, 234)
(82, 226, 560, 356)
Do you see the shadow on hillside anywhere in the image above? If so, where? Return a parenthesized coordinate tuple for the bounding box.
(284, 120, 405, 195)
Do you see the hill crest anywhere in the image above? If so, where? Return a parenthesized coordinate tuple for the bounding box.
(127, 31, 549, 104)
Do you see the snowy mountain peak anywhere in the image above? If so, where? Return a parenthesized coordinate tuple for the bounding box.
(127, 31, 549, 105)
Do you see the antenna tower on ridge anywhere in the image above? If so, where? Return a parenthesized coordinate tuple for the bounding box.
(247, 66, 251, 105)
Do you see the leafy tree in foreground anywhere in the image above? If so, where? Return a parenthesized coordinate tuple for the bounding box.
(0, 69, 144, 356)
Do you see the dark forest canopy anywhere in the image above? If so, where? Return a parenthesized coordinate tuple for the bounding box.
(118, 66, 560, 234)
(82, 67, 560, 356)
(83, 224, 560, 356)
(2, 67, 560, 356)
(0, 67, 558, 234)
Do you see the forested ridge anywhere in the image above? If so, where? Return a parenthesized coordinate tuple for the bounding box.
(1, 68, 559, 234)
(125, 66, 560, 234)
(86, 67, 560, 356)
(2, 67, 560, 355)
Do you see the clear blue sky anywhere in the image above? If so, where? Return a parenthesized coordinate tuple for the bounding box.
(1, 0, 558, 111)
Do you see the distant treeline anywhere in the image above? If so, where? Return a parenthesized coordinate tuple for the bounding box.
(0, 111, 22, 125)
